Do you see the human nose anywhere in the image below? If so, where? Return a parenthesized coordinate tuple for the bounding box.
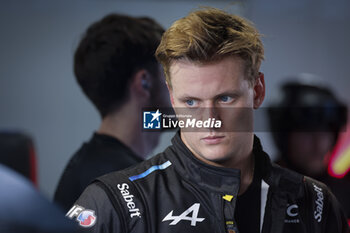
(202, 102, 219, 121)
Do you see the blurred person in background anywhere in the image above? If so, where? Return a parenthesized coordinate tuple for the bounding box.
(268, 75, 350, 219)
(0, 163, 78, 233)
(0, 132, 78, 232)
(54, 14, 170, 211)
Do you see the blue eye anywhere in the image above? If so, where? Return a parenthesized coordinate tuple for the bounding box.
(220, 96, 232, 103)
(186, 99, 195, 106)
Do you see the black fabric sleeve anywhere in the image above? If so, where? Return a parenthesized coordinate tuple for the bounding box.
(66, 183, 122, 233)
(324, 189, 350, 233)
(303, 177, 349, 233)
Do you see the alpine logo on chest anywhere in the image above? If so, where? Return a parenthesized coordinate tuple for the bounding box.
(162, 203, 205, 226)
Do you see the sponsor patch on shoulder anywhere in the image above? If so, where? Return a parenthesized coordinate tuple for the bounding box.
(66, 205, 97, 228)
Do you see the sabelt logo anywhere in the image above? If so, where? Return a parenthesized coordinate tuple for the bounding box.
(117, 183, 141, 218)
(312, 183, 324, 222)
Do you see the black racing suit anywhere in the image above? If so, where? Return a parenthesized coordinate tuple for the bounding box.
(67, 132, 349, 233)
(54, 133, 143, 211)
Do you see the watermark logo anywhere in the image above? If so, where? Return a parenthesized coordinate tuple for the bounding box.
(143, 109, 162, 129)
(142, 108, 223, 131)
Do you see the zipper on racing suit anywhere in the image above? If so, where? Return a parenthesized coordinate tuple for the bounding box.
(221, 194, 239, 233)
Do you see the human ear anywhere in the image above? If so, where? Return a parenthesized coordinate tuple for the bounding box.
(131, 69, 151, 100)
(253, 72, 265, 109)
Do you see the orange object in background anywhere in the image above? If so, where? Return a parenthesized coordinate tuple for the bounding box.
(328, 122, 350, 178)
(327, 121, 350, 227)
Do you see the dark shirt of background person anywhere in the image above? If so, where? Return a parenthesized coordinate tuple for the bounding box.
(54, 14, 171, 211)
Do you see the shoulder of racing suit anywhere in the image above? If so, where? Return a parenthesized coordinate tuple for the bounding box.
(68, 134, 349, 233)
(263, 163, 348, 233)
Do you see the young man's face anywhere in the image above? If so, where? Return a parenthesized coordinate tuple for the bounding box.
(168, 56, 265, 166)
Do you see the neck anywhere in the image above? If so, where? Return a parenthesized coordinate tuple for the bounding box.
(182, 132, 255, 195)
(97, 104, 147, 159)
(236, 152, 255, 195)
(218, 149, 255, 195)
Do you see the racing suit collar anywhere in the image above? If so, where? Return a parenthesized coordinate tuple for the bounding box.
(169, 131, 272, 194)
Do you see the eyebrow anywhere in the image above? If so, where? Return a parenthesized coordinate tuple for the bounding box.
(178, 95, 201, 102)
(213, 91, 240, 99)
(178, 90, 240, 101)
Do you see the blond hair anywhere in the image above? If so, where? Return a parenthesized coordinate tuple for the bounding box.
(156, 7, 264, 87)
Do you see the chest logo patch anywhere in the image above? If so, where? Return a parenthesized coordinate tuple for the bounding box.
(287, 204, 298, 217)
(285, 204, 300, 223)
(66, 205, 97, 228)
(162, 203, 205, 226)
